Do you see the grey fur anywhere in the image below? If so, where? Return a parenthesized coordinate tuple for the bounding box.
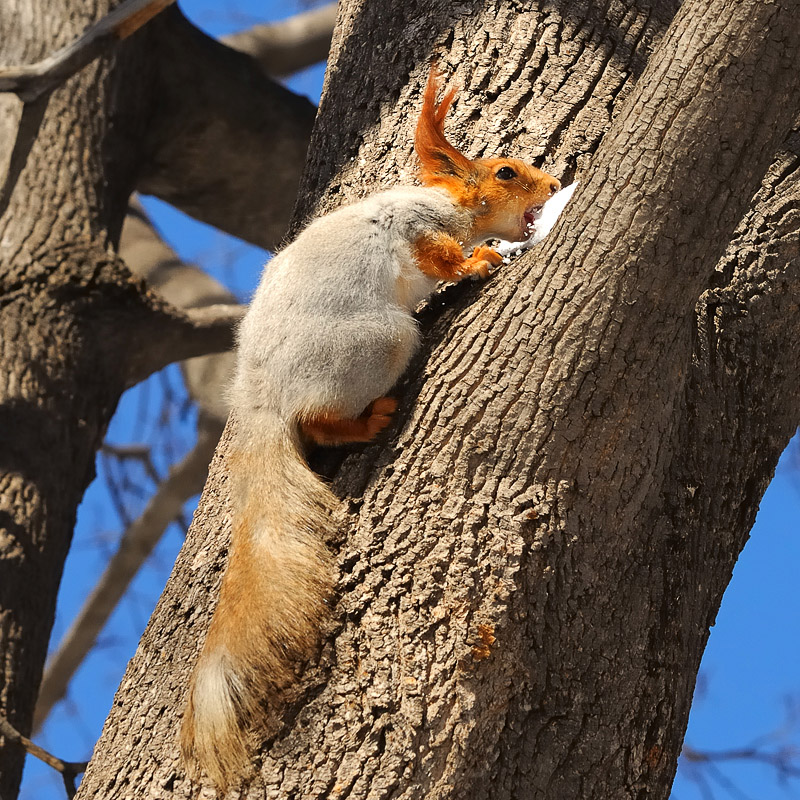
(232, 186, 477, 423)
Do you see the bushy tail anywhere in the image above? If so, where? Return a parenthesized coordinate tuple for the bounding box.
(180, 413, 337, 790)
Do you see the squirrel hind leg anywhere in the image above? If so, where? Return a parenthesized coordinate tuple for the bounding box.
(300, 397, 397, 445)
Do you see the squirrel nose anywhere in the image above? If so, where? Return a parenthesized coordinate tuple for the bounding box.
(549, 179, 561, 196)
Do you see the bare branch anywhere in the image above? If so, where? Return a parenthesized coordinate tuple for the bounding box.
(0, 0, 323, 248)
(136, 7, 316, 249)
(33, 416, 223, 732)
(0, 713, 87, 798)
(101, 443, 152, 461)
(0, 0, 175, 102)
(679, 670, 800, 798)
(31, 205, 241, 734)
(120, 197, 238, 421)
(123, 300, 244, 388)
(121, 199, 240, 312)
(683, 745, 800, 778)
(222, 2, 337, 77)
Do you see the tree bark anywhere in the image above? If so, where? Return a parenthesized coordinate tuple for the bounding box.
(20, 0, 338, 740)
(77, 0, 800, 798)
(0, 1, 301, 795)
(136, 5, 317, 250)
(0, 1, 159, 793)
(31, 413, 223, 733)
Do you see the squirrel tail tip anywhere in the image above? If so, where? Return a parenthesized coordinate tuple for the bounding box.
(180, 649, 250, 791)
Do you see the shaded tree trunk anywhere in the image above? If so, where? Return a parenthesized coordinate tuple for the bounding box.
(0, 2, 316, 797)
(39, 0, 800, 798)
(0, 3, 155, 794)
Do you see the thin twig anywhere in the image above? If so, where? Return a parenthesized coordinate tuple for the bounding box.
(683, 744, 800, 778)
(104, 442, 162, 486)
(101, 442, 151, 459)
(100, 442, 163, 529)
(703, 760, 757, 800)
(0, 0, 175, 102)
(0, 714, 87, 798)
(100, 451, 135, 529)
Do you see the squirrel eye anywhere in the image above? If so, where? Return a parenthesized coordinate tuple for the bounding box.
(495, 166, 517, 180)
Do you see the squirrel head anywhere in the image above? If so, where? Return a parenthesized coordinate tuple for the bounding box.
(415, 67, 561, 242)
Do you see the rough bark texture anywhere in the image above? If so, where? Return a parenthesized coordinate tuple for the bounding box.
(32, 414, 223, 733)
(76, 1, 800, 799)
(295, 0, 674, 221)
(0, 3, 318, 796)
(0, 2, 155, 794)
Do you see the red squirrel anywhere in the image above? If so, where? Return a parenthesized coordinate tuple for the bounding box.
(180, 68, 560, 790)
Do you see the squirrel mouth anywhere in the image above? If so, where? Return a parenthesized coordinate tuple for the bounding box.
(523, 205, 544, 233)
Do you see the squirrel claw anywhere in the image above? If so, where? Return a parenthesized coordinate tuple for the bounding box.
(462, 245, 503, 279)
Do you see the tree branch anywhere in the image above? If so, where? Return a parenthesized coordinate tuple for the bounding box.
(0, 0, 321, 251)
(0, 714, 87, 799)
(75, 0, 800, 796)
(30, 201, 238, 731)
(683, 745, 800, 778)
(123, 300, 244, 388)
(120, 197, 238, 421)
(136, 7, 316, 250)
(33, 416, 223, 732)
(0, 0, 175, 102)
(635, 123, 800, 774)
(109, 202, 246, 386)
(222, 2, 338, 77)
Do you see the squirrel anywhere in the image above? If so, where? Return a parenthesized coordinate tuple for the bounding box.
(180, 67, 560, 790)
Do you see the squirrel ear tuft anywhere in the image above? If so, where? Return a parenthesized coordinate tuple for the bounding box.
(414, 66, 474, 185)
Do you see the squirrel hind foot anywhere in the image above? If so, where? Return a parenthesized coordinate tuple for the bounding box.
(367, 395, 398, 416)
(300, 396, 397, 445)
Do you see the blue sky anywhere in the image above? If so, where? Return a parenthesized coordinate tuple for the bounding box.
(18, 2, 800, 798)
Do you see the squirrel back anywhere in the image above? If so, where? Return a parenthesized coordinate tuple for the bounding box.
(180, 67, 561, 791)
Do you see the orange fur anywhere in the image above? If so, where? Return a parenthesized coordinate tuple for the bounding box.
(413, 233, 503, 280)
(181, 421, 337, 791)
(415, 67, 474, 187)
(182, 67, 563, 792)
(300, 397, 398, 444)
(415, 66, 561, 243)
(181, 399, 398, 789)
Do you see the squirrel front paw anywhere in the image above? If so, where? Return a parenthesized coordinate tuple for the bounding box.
(461, 246, 504, 279)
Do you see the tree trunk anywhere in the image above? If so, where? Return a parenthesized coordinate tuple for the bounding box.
(0, 0, 321, 792)
(77, 0, 800, 798)
(0, 2, 158, 795)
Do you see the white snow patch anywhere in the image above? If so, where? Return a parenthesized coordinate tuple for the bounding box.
(496, 181, 579, 258)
